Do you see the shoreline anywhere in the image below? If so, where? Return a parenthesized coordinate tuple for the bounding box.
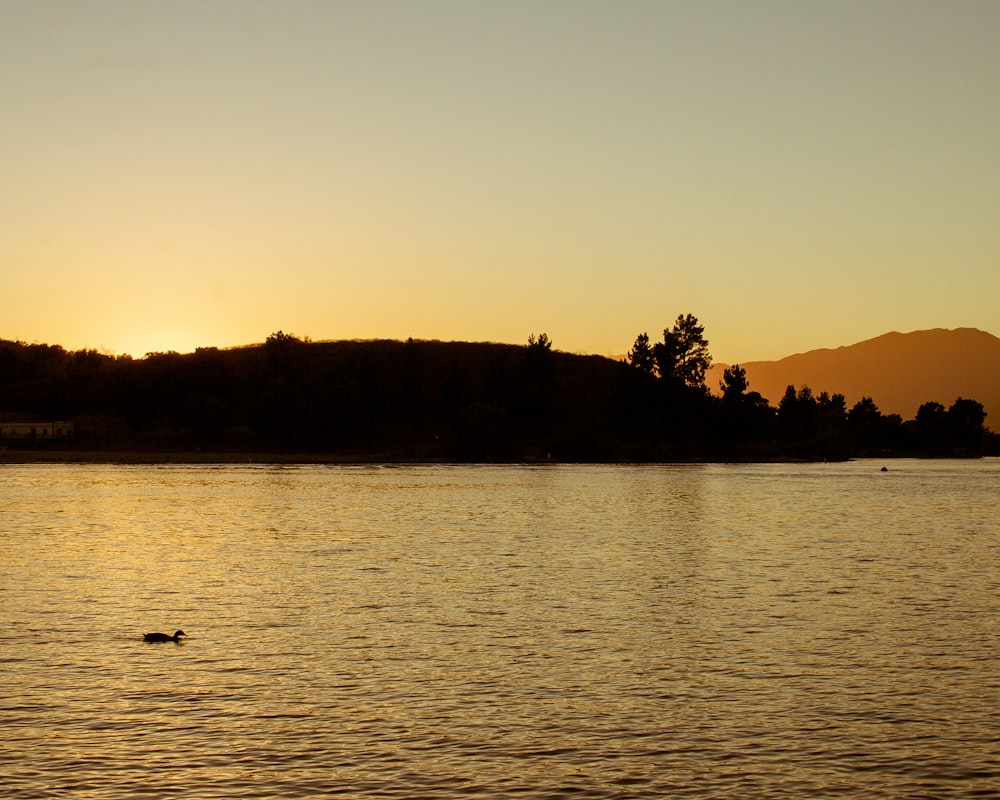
(0, 449, 428, 465)
(0, 447, 833, 465)
(2, 447, 974, 465)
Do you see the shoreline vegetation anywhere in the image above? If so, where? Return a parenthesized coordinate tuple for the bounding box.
(2, 320, 997, 464)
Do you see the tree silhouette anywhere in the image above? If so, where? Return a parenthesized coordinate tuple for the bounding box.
(947, 397, 986, 450)
(717, 363, 774, 443)
(720, 364, 748, 401)
(627, 332, 656, 375)
(910, 401, 951, 454)
(527, 332, 552, 352)
(654, 314, 711, 389)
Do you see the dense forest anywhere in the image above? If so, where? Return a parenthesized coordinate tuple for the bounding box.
(1, 318, 996, 461)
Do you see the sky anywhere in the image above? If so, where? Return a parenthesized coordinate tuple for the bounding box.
(2, 0, 998, 364)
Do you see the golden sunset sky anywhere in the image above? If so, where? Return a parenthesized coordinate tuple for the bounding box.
(2, 1, 998, 363)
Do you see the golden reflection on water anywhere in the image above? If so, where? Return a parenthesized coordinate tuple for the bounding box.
(1, 461, 998, 798)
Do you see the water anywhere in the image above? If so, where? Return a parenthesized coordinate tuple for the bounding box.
(1, 460, 998, 798)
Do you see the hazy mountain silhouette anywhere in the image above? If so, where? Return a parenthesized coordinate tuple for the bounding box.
(708, 328, 1000, 425)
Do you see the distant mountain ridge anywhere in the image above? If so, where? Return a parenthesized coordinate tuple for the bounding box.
(707, 328, 1000, 426)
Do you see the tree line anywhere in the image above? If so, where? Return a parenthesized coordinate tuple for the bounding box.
(622, 315, 994, 459)
(0, 319, 995, 460)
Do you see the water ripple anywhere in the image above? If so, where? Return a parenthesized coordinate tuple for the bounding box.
(1, 460, 998, 798)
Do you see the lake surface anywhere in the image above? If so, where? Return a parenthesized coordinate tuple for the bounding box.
(1, 460, 998, 798)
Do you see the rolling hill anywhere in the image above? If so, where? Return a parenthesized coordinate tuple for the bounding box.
(707, 328, 1000, 426)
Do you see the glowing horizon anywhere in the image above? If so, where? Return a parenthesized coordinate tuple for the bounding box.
(3, 1, 998, 365)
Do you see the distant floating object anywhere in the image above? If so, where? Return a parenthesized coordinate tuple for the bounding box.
(881, 466, 888, 472)
(143, 630, 186, 643)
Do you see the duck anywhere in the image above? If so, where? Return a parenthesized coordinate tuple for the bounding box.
(143, 630, 186, 643)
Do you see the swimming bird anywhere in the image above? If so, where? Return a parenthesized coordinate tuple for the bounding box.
(143, 630, 186, 643)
